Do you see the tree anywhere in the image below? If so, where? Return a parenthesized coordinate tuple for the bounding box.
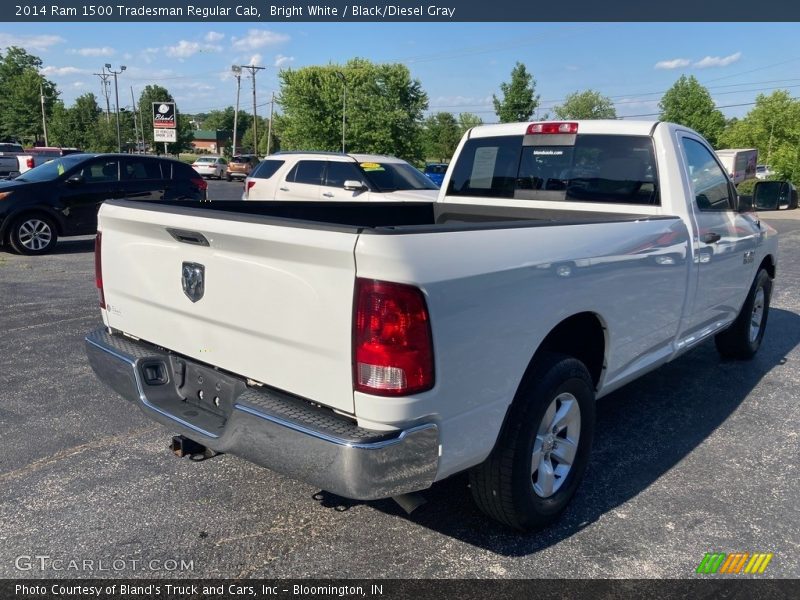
(277, 58, 428, 162)
(0, 47, 58, 143)
(719, 90, 800, 181)
(458, 112, 483, 134)
(202, 106, 252, 143)
(659, 75, 725, 146)
(138, 85, 194, 153)
(240, 116, 280, 155)
(553, 89, 616, 120)
(493, 62, 539, 123)
(422, 112, 461, 162)
(49, 93, 102, 149)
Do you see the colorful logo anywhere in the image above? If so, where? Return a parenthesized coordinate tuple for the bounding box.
(696, 552, 773, 574)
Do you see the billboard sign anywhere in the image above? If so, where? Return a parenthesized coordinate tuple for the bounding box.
(152, 102, 176, 129)
(153, 128, 177, 142)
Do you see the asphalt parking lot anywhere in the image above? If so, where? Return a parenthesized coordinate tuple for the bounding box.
(0, 196, 798, 579)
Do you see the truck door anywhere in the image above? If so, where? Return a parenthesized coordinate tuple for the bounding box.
(679, 134, 760, 330)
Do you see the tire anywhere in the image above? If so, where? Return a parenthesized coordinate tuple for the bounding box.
(714, 268, 772, 360)
(470, 352, 596, 531)
(9, 214, 58, 255)
(225, 172, 232, 182)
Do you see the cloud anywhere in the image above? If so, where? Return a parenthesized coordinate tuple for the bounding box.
(693, 52, 742, 69)
(69, 46, 115, 57)
(0, 33, 64, 51)
(274, 54, 294, 68)
(165, 40, 222, 59)
(40, 66, 89, 76)
(431, 95, 492, 109)
(231, 29, 290, 51)
(654, 58, 691, 70)
(205, 31, 225, 43)
(71, 81, 85, 89)
(248, 53, 262, 66)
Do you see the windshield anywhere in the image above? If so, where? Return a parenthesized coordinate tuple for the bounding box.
(357, 161, 438, 191)
(15, 155, 87, 182)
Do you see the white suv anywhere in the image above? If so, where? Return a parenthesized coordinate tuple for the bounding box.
(243, 152, 439, 201)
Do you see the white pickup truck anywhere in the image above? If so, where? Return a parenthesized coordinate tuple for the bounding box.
(86, 120, 778, 531)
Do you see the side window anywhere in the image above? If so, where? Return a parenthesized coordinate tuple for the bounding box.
(123, 159, 162, 180)
(252, 160, 284, 179)
(287, 160, 326, 185)
(446, 136, 522, 198)
(80, 159, 119, 182)
(325, 161, 363, 187)
(682, 138, 733, 211)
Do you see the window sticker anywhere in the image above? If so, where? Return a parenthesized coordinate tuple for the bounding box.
(470, 146, 498, 189)
(360, 162, 385, 171)
(56, 161, 65, 175)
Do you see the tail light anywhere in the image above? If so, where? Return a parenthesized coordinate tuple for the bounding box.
(353, 278, 434, 396)
(26, 157, 34, 169)
(527, 122, 579, 135)
(94, 232, 105, 309)
(245, 179, 256, 199)
(191, 176, 207, 192)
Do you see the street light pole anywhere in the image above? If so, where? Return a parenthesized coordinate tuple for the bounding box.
(231, 65, 242, 156)
(335, 71, 346, 153)
(39, 80, 49, 146)
(105, 63, 126, 152)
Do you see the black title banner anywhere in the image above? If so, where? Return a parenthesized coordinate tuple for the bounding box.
(2, 0, 799, 22)
(3, 579, 800, 600)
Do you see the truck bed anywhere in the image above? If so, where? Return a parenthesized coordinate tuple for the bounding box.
(106, 199, 675, 233)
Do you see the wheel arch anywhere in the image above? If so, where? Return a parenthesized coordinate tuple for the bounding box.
(2, 207, 65, 243)
(760, 254, 776, 279)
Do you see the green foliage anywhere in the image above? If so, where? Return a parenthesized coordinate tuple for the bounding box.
(553, 89, 616, 120)
(736, 178, 758, 196)
(492, 62, 539, 123)
(277, 58, 428, 162)
(240, 116, 280, 155)
(719, 91, 800, 182)
(49, 93, 102, 149)
(458, 112, 483, 134)
(423, 112, 461, 162)
(0, 47, 58, 144)
(659, 75, 725, 146)
(202, 106, 252, 142)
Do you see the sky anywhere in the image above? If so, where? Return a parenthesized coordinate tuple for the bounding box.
(2, 22, 799, 121)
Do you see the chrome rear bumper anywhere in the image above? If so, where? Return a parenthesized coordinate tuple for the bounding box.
(85, 328, 439, 500)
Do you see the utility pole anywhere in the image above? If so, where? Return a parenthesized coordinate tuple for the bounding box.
(94, 68, 112, 122)
(238, 64, 265, 154)
(231, 65, 242, 156)
(39, 80, 49, 146)
(105, 63, 126, 152)
(266, 92, 275, 156)
(138, 96, 146, 154)
(130, 86, 140, 153)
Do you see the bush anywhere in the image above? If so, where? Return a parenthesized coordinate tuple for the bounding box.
(736, 178, 757, 195)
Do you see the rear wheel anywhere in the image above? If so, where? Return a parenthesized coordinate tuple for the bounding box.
(9, 214, 58, 255)
(470, 352, 595, 531)
(714, 268, 772, 359)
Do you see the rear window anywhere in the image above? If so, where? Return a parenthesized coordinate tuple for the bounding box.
(171, 161, 199, 180)
(0, 143, 23, 153)
(448, 134, 659, 206)
(425, 164, 448, 174)
(251, 159, 284, 179)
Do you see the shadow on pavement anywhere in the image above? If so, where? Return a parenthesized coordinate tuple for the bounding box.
(314, 307, 800, 555)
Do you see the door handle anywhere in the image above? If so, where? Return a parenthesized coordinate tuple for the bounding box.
(279, 187, 289, 192)
(322, 192, 334, 198)
(700, 232, 722, 244)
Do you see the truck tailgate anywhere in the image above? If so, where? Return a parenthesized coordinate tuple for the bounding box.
(98, 202, 358, 414)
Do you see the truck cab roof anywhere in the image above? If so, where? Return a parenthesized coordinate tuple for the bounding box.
(467, 119, 661, 138)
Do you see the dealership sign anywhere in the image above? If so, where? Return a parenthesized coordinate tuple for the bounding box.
(152, 102, 176, 128)
(154, 128, 177, 142)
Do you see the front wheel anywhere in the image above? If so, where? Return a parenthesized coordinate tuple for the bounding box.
(469, 352, 595, 531)
(9, 214, 58, 255)
(714, 268, 772, 359)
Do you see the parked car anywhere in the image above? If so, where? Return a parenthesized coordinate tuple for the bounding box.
(86, 120, 779, 531)
(423, 163, 448, 186)
(0, 153, 207, 255)
(227, 154, 259, 181)
(243, 152, 439, 201)
(192, 156, 227, 180)
(755, 164, 774, 180)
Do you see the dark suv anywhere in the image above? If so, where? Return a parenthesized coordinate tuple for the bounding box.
(0, 153, 207, 255)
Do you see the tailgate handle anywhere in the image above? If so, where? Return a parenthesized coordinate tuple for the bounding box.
(167, 228, 210, 246)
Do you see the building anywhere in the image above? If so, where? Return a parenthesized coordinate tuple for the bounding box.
(190, 130, 232, 154)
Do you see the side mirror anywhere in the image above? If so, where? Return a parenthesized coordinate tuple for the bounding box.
(752, 180, 795, 211)
(343, 180, 367, 192)
(66, 174, 84, 185)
